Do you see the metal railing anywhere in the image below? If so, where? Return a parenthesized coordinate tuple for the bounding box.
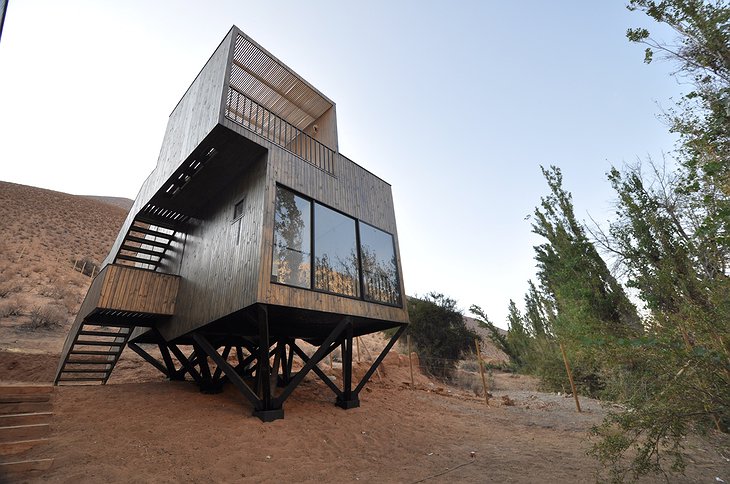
(225, 87, 336, 176)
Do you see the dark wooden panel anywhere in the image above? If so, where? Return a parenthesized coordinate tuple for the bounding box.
(158, 153, 269, 340)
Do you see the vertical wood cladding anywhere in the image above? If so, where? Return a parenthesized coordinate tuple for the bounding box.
(98, 265, 179, 315)
(218, 118, 409, 326)
(158, 153, 268, 340)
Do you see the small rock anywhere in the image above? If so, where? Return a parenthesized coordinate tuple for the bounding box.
(501, 395, 516, 406)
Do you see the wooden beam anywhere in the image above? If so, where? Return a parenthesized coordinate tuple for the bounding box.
(192, 334, 262, 411)
(128, 342, 169, 377)
(354, 325, 406, 395)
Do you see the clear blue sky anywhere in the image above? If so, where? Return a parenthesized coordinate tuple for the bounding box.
(0, 1, 683, 328)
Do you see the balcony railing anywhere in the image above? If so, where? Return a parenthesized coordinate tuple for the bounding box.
(225, 87, 336, 176)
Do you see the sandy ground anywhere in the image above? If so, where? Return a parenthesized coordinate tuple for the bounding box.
(1, 344, 728, 484)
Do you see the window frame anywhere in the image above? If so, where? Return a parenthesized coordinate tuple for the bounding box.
(270, 183, 403, 308)
(232, 197, 245, 245)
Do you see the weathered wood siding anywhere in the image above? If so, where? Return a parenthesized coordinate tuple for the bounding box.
(219, 118, 408, 325)
(98, 265, 179, 315)
(157, 153, 269, 340)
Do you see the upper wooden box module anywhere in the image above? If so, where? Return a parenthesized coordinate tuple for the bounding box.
(100, 26, 407, 339)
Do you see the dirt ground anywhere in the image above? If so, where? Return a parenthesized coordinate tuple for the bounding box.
(1, 340, 728, 484)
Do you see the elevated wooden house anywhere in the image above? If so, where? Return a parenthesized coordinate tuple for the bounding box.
(55, 26, 408, 421)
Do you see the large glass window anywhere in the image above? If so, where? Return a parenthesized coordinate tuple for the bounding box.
(271, 185, 402, 307)
(271, 187, 311, 288)
(359, 223, 401, 306)
(314, 204, 359, 297)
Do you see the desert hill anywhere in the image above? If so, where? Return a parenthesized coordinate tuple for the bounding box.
(0, 181, 129, 352)
(82, 195, 134, 212)
(463, 316, 509, 365)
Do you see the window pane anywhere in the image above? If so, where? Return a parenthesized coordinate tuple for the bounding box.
(314, 204, 359, 297)
(233, 199, 244, 219)
(360, 223, 401, 305)
(271, 187, 311, 288)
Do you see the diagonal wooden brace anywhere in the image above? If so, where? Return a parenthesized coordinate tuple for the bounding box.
(192, 333, 263, 411)
(354, 324, 407, 396)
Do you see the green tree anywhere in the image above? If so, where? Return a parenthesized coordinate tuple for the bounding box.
(533, 166, 641, 343)
(469, 304, 520, 365)
(589, 2, 730, 480)
(406, 293, 476, 380)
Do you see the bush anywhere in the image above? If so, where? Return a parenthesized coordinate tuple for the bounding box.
(0, 299, 24, 318)
(406, 293, 477, 381)
(28, 304, 67, 329)
(0, 281, 22, 298)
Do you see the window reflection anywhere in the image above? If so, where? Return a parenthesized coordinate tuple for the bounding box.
(271, 187, 311, 288)
(360, 223, 401, 306)
(271, 185, 402, 307)
(314, 204, 359, 297)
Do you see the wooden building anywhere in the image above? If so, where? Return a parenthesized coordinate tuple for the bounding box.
(55, 26, 408, 421)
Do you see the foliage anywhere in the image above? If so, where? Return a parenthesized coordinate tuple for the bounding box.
(406, 293, 477, 380)
(585, 1, 730, 480)
(468, 304, 521, 365)
(509, 167, 642, 397)
(28, 304, 67, 329)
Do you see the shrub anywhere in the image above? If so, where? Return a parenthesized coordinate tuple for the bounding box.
(406, 293, 478, 381)
(28, 304, 67, 329)
(0, 299, 24, 318)
(0, 282, 22, 298)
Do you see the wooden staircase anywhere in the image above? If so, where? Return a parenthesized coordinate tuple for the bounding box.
(54, 264, 180, 386)
(0, 384, 54, 478)
(55, 324, 132, 385)
(114, 216, 179, 271)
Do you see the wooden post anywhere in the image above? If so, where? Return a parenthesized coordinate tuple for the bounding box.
(329, 354, 333, 371)
(358, 336, 382, 382)
(80, 261, 87, 275)
(17, 245, 27, 261)
(559, 342, 581, 413)
(407, 335, 414, 389)
(356, 336, 361, 363)
(73, 259, 78, 271)
(474, 339, 489, 406)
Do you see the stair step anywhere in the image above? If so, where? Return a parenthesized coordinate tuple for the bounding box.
(0, 394, 50, 404)
(75, 340, 125, 347)
(69, 350, 119, 356)
(0, 386, 52, 396)
(0, 438, 50, 457)
(57, 377, 105, 382)
(60, 369, 109, 374)
(121, 245, 167, 257)
(65, 360, 112, 365)
(0, 402, 52, 415)
(0, 424, 50, 442)
(0, 458, 54, 473)
(0, 413, 52, 427)
(129, 224, 176, 238)
(115, 253, 162, 266)
(78, 330, 128, 337)
(123, 235, 172, 248)
(134, 216, 179, 231)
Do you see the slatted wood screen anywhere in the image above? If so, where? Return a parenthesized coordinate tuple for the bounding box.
(98, 265, 180, 315)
